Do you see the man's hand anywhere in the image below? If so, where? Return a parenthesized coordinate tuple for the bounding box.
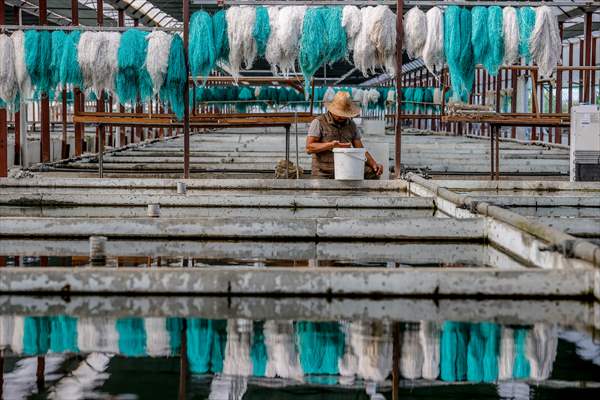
(370, 162, 384, 176)
(330, 141, 352, 149)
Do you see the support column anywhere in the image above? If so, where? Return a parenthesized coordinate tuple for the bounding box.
(555, 23, 564, 144)
(0, 1, 7, 176)
(583, 11, 593, 103)
(72, 0, 84, 155)
(183, 0, 191, 179)
(394, 0, 404, 179)
(40, 0, 51, 163)
(117, 9, 127, 146)
(96, 0, 106, 157)
(13, 6, 21, 166)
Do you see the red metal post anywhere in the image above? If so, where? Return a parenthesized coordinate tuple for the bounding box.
(583, 11, 593, 103)
(592, 37, 598, 105)
(72, 0, 84, 155)
(579, 38, 584, 103)
(183, 0, 191, 179)
(13, 5, 21, 166)
(555, 23, 564, 144)
(394, 0, 404, 179)
(0, 0, 6, 176)
(568, 42, 574, 110)
(39, 0, 51, 163)
(511, 68, 517, 139)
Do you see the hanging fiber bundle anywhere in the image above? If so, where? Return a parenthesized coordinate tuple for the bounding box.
(369, 5, 397, 75)
(471, 7, 489, 66)
(11, 31, 32, 98)
(324, 7, 347, 65)
(300, 7, 328, 82)
(518, 7, 536, 63)
(268, 6, 307, 75)
(530, 6, 562, 80)
(404, 6, 427, 60)
(50, 31, 67, 91)
(253, 6, 270, 57)
(213, 10, 229, 62)
(189, 11, 216, 80)
(146, 31, 173, 95)
(503, 7, 520, 65)
(342, 6, 361, 50)
(227, 6, 257, 78)
(265, 6, 282, 74)
(25, 30, 53, 94)
(0, 34, 18, 103)
(484, 6, 504, 76)
(116, 29, 151, 104)
(444, 6, 474, 102)
(422, 7, 444, 77)
(60, 31, 82, 89)
(77, 32, 100, 90)
(160, 34, 187, 120)
(353, 7, 378, 76)
(93, 32, 121, 97)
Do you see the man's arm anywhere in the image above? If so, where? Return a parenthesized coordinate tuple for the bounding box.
(306, 136, 351, 154)
(352, 138, 384, 176)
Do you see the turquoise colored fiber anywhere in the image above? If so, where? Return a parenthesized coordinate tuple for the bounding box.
(60, 31, 83, 88)
(186, 319, 227, 374)
(50, 30, 67, 90)
(484, 6, 504, 76)
(253, 6, 270, 57)
(297, 321, 344, 375)
(422, 87, 434, 112)
(212, 10, 229, 61)
(116, 29, 150, 105)
(25, 30, 53, 94)
(167, 317, 183, 355)
(117, 318, 147, 357)
(189, 11, 216, 80)
(518, 7, 536, 63)
(251, 321, 268, 376)
(513, 328, 530, 379)
(444, 7, 474, 102)
(471, 7, 489, 66)
(481, 323, 499, 382)
(50, 316, 79, 353)
(300, 7, 329, 83)
(160, 34, 187, 120)
(324, 7, 347, 64)
(413, 87, 424, 113)
(23, 317, 51, 355)
(440, 321, 469, 382)
(467, 324, 484, 383)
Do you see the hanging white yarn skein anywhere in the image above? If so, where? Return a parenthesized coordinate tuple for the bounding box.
(351, 88, 364, 105)
(323, 87, 336, 103)
(422, 7, 444, 77)
(77, 31, 102, 91)
(11, 31, 32, 98)
(404, 6, 427, 60)
(265, 6, 282, 74)
(353, 7, 378, 76)
(92, 32, 120, 97)
(503, 7, 520, 65)
(274, 6, 307, 76)
(386, 88, 396, 104)
(0, 34, 18, 103)
(342, 6, 362, 50)
(366, 88, 380, 108)
(146, 31, 173, 95)
(369, 5, 397, 75)
(529, 6, 562, 79)
(227, 6, 257, 79)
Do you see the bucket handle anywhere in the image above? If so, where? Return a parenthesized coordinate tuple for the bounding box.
(344, 152, 367, 162)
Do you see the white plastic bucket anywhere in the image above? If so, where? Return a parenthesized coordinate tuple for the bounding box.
(332, 148, 366, 180)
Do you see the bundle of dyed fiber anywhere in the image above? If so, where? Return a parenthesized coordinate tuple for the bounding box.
(189, 11, 216, 80)
(471, 6, 489, 66)
(253, 6, 270, 57)
(59, 31, 83, 89)
(116, 29, 153, 104)
(444, 6, 474, 102)
(518, 7, 536, 63)
(213, 10, 229, 62)
(324, 7, 347, 65)
(0, 34, 18, 103)
(146, 31, 173, 95)
(353, 7, 379, 76)
(342, 5, 361, 50)
(77, 32, 100, 90)
(268, 6, 307, 76)
(530, 6, 562, 79)
(11, 31, 32, 98)
(93, 32, 121, 97)
(160, 35, 187, 120)
(502, 7, 520, 65)
(484, 6, 504, 76)
(422, 7, 444, 77)
(404, 6, 427, 60)
(25, 30, 53, 94)
(226, 6, 257, 78)
(370, 5, 397, 75)
(50, 31, 67, 91)
(299, 7, 328, 82)
(265, 6, 282, 73)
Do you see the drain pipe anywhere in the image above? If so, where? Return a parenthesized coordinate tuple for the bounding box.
(405, 172, 600, 267)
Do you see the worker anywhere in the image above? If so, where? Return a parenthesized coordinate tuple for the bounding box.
(306, 91, 384, 179)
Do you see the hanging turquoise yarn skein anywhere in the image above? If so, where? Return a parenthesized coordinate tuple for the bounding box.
(444, 6, 474, 102)
(50, 31, 67, 91)
(253, 6, 270, 57)
(518, 7, 536, 63)
(160, 34, 187, 121)
(59, 31, 83, 88)
(116, 29, 148, 105)
(25, 30, 53, 94)
(484, 6, 504, 76)
(300, 7, 328, 83)
(116, 318, 147, 357)
(323, 6, 347, 65)
(471, 7, 489, 66)
(190, 11, 216, 81)
(213, 10, 229, 61)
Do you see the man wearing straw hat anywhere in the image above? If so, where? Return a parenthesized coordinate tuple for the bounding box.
(306, 91, 384, 179)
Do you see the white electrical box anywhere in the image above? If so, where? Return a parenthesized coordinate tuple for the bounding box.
(570, 105, 600, 182)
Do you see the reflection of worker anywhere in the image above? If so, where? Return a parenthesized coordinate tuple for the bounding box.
(306, 91, 384, 179)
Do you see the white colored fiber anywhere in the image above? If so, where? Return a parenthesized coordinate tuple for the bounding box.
(77, 31, 102, 91)
(353, 7, 378, 76)
(265, 6, 282, 74)
(400, 324, 423, 380)
(365, 88, 380, 108)
(227, 6, 257, 79)
(530, 6, 562, 79)
(526, 324, 558, 381)
(146, 31, 173, 95)
(92, 32, 120, 97)
(350, 321, 392, 382)
(498, 327, 515, 380)
(369, 5, 397, 75)
(351, 88, 364, 105)
(263, 321, 303, 380)
(0, 34, 18, 103)
(422, 7, 444, 77)
(77, 317, 119, 354)
(323, 87, 336, 104)
(342, 6, 362, 50)
(11, 31, 31, 98)
(223, 319, 253, 377)
(144, 318, 171, 357)
(503, 7, 520, 65)
(404, 6, 427, 60)
(386, 88, 396, 104)
(269, 6, 306, 76)
(419, 321, 440, 380)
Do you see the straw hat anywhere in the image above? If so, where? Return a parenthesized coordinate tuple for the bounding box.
(325, 91, 361, 118)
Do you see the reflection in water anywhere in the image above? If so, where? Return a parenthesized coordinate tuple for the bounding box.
(0, 315, 598, 399)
